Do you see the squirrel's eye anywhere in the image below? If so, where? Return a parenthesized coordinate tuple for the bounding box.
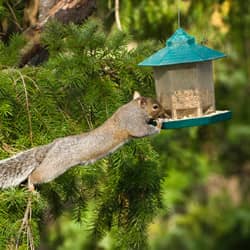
(152, 104, 159, 110)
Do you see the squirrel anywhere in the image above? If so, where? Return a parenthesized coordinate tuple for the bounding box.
(0, 91, 166, 190)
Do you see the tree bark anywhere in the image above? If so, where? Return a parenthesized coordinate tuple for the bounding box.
(20, 0, 96, 67)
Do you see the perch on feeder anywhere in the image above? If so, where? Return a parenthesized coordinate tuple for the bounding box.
(139, 28, 232, 129)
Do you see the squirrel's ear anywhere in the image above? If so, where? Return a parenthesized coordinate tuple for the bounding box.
(133, 91, 141, 100)
(137, 97, 147, 108)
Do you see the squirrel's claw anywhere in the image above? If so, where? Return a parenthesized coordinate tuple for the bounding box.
(156, 118, 164, 129)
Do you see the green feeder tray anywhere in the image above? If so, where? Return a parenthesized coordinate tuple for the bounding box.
(159, 111, 232, 129)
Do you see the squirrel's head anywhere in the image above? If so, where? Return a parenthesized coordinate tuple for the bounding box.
(133, 91, 166, 119)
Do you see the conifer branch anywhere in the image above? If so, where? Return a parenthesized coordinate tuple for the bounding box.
(0, 19, 162, 249)
(78, 99, 94, 129)
(2, 68, 40, 145)
(16, 71, 33, 145)
(15, 194, 34, 250)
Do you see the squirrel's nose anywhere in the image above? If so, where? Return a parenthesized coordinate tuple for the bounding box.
(158, 113, 166, 118)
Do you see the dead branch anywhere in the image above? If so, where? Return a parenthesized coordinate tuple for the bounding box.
(15, 194, 34, 250)
(115, 0, 122, 31)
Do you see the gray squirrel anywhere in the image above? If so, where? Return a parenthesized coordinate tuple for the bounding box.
(0, 91, 165, 190)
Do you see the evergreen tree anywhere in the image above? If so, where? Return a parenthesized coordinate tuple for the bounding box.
(0, 19, 164, 249)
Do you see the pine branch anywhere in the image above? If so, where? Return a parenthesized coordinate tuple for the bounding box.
(0, 19, 161, 249)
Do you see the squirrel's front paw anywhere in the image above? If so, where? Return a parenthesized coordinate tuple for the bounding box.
(156, 118, 164, 130)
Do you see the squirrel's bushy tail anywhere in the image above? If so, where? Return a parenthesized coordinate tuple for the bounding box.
(0, 144, 51, 189)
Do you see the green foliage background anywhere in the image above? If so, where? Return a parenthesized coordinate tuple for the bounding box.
(0, 0, 250, 249)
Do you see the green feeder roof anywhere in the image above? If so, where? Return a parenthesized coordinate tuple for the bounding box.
(139, 28, 226, 66)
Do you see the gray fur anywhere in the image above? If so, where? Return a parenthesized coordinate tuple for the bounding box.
(0, 95, 163, 188)
(0, 144, 52, 188)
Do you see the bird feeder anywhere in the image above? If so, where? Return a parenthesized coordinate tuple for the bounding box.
(139, 28, 231, 129)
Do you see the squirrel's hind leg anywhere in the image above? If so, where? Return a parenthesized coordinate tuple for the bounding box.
(28, 176, 35, 192)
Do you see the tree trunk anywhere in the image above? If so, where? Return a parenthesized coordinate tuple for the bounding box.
(20, 0, 96, 67)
